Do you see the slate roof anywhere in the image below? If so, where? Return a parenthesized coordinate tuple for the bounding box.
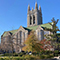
(2, 23, 52, 37)
(3, 29, 18, 37)
(27, 23, 52, 30)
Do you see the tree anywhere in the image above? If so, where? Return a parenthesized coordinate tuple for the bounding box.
(44, 17, 60, 51)
(40, 39, 53, 51)
(22, 30, 43, 53)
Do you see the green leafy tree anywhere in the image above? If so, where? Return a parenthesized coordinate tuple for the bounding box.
(44, 17, 60, 50)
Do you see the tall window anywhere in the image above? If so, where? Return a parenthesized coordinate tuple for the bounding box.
(40, 30, 42, 40)
(38, 31, 39, 40)
(33, 15, 35, 24)
(3, 37, 5, 42)
(20, 31, 22, 44)
(23, 32, 25, 42)
(30, 16, 32, 25)
(38, 30, 42, 40)
(16, 33, 18, 44)
(3, 37, 5, 40)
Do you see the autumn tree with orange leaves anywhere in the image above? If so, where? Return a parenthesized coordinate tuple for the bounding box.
(22, 30, 43, 53)
(40, 39, 53, 51)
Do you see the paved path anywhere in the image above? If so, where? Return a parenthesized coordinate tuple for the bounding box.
(54, 56, 60, 60)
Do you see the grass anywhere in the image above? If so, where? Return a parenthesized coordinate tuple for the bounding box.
(0, 54, 54, 60)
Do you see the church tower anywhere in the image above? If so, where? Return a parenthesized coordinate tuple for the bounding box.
(27, 2, 42, 27)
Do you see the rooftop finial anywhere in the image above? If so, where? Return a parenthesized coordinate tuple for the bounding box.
(39, 5, 41, 12)
(35, 2, 38, 10)
(28, 5, 30, 11)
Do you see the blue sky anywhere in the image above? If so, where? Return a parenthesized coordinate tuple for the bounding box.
(0, 0, 60, 42)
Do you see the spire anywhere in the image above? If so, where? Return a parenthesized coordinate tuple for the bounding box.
(28, 5, 30, 12)
(32, 7, 33, 11)
(35, 2, 38, 10)
(39, 5, 41, 13)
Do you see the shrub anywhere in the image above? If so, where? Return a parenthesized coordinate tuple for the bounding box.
(0, 57, 25, 60)
(2, 53, 12, 56)
(0, 57, 10, 60)
(19, 52, 25, 57)
(24, 55, 37, 60)
(40, 55, 45, 59)
(12, 57, 20, 60)
(40, 51, 45, 55)
(45, 54, 54, 59)
(44, 51, 53, 54)
(32, 52, 37, 55)
(0, 58, 4, 60)
(50, 54, 54, 57)
(13, 53, 18, 56)
(54, 50, 59, 54)
(40, 54, 54, 59)
(45, 55, 53, 58)
(55, 54, 58, 57)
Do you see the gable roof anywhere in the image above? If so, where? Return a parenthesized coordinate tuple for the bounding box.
(27, 23, 52, 31)
(3, 29, 18, 37)
(40, 23, 52, 29)
(2, 23, 52, 37)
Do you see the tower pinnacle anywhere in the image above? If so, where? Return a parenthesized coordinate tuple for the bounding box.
(35, 2, 38, 10)
(28, 5, 30, 12)
(32, 7, 33, 11)
(39, 6, 41, 13)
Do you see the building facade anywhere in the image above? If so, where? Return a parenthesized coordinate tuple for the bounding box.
(1, 3, 52, 53)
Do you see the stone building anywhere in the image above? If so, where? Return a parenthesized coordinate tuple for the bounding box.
(1, 3, 52, 53)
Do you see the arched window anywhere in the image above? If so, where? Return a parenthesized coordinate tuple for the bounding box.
(33, 15, 35, 24)
(20, 31, 22, 44)
(30, 16, 32, 25)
